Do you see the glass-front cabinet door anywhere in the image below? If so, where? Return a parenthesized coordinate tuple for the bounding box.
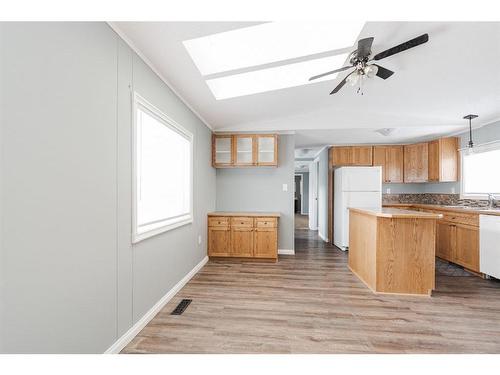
(257, 135, 278, 166)
(234, 135, 255, 166)
(213, 135, 233, 167)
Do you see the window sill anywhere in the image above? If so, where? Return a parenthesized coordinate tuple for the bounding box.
(133, 217, 193, 244)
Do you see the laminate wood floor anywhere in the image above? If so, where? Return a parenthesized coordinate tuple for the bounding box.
(122, 229, 500, 354)
(294, 214, 309, 229)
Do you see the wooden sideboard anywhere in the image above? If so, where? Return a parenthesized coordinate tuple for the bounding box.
(207, 212, 279, 261)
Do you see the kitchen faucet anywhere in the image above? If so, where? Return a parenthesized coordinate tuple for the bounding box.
(488, 193, 496, 209)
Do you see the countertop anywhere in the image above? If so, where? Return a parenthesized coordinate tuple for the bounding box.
(349, 207, 443, 219)
(208, 212, 281, 217)
(384, 203, 500, 217)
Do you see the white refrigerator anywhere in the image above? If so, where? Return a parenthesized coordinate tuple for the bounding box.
(333, 166, 382, 251)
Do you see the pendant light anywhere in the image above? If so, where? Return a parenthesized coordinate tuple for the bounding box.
(463, 114, 478, 153)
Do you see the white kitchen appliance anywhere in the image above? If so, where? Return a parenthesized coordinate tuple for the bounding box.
(480, 214, 500, 279)
(333, 166, 382, 251)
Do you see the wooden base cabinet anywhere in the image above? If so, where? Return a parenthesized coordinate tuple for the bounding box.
(208, 213, 279, 261)
(208, 226, 231, 257)
(435, 220, 479, 272)
(254, 228, 278, 258)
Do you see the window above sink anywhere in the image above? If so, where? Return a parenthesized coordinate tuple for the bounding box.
(461, 141, 500, 200)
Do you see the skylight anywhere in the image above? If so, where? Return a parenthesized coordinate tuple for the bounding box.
(206, 53, 349, 100)
(183, 21, 364, 76)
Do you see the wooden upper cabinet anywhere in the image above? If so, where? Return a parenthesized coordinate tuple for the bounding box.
(373, 146, 404, 183)
(330, 146, 373, 166)
(234, 135, 255, 166)
(213, 133, 277, 167)
(213, 134, 234, 167)
(351, 146, 373, 165)
(404, 142, 428, 183)
(331, 147, 352, 166)
(428, 137, 459, 182)
(256, 134, 278, 166)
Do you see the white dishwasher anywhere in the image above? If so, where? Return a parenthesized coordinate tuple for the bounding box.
(480, 214, 500, 279)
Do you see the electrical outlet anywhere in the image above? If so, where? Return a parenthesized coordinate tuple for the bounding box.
(282, 183, 288, 192)
(198, 235, 202, 245)
(386, 187, 391, 194)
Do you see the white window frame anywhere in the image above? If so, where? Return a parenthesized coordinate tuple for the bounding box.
(460, 140, 500, 200)
(132, 92, 194, 243)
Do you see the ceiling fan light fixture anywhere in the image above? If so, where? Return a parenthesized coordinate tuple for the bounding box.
(364, 64, 378, 78)
(347, 72, 360, 87)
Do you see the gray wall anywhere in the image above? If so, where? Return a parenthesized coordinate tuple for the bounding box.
(383, 121, 500, 195)
(296, 172, 309, 214)
(317, 148, 329, 241)
(0, 22, 216, 353)
(216, 135, 295, 250)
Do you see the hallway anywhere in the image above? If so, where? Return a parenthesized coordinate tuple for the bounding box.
(294, 214, 309, 230)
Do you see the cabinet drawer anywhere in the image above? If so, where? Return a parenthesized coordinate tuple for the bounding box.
(255, 217, 277, 228)
(231, 217, 254, 227)
(208, 217, 229, 227)
(442, 212, 478, 227)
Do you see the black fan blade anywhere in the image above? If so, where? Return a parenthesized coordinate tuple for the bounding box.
(330, 72, 354, 95)
(356, 37, 374, 59)
(373, 33, 429, 61)
(309, 65, 353, 81)
(373, 64, 394, 79)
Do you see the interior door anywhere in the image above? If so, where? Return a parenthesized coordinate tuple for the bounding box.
(309, 160, 319, 230)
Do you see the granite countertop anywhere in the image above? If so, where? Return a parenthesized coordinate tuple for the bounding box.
(208, 212, 281, 217)
(349, 207, 443, 219)
(384, 203, 500, 216)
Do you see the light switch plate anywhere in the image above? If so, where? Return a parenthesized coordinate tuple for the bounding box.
(282, 184, 288, 192)
(386, 188, 391, 194)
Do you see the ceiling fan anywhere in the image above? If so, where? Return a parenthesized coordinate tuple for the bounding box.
(309, 33, 429, 95)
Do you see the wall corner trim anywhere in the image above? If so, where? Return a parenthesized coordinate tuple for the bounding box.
(318, 232, 329, 243)
(278, 249, 295, 255)
(104, 255, 209, 354)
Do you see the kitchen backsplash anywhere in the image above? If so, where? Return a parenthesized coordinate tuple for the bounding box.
(382, 193, 496, 207)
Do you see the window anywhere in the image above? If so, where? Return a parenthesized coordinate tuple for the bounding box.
(133, 93, 193, 243)
(461, 142, 500, 199)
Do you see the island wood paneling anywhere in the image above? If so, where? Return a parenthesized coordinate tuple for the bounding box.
(376, 217, 435, 295)
(349, 208, 437, 296)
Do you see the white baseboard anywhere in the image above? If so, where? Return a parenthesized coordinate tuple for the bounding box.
(104, 255, 209, 354)
(318, 232, 329, 243)
(278, 249, 295, 255)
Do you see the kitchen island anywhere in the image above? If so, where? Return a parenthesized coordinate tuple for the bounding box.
(348, 207, 442, 296)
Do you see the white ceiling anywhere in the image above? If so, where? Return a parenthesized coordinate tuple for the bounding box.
(112, 21, 500, 145)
